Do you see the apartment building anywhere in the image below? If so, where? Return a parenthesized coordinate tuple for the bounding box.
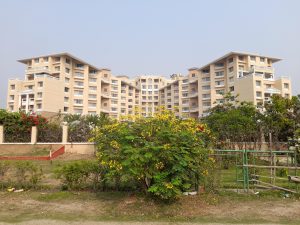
(7, 52, 292, 119)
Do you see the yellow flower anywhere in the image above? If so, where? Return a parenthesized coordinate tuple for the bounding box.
(165, 183, 173, 189)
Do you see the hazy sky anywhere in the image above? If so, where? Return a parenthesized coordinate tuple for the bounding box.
(0, 0, 299, 108)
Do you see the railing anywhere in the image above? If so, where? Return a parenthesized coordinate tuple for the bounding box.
(26, 67, 50, 73)
(35, 74, 59, 80)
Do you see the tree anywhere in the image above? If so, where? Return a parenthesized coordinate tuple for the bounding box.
(203, 96, 262, 149)
(92, 109, 214, 201)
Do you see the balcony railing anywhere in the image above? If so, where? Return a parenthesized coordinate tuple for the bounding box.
(26, 67, 50, 74)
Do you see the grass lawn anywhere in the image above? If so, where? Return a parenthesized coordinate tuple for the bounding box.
(0, 190, 300, 224)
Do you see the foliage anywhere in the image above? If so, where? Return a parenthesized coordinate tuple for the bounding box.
(37, 122, 62, 142)
(92, 109, 214, 201)
(204, 94, 300, 148)
(0, 110, 48, 143)
(0, 161, 43, 189)
(64, 113, 112, 142)
(55, 160, 102, 190)
(203, 94, 262, 148)
(262, 95, 298, 142)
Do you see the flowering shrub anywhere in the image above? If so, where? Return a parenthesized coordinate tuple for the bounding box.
(92, 109, 214, 201)
(0, 110, 48, 143)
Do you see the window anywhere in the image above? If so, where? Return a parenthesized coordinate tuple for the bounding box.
(191, 73, 196, 77)
(64, 87, 69, 93)
(256, 91, 262, 98)
(111, 80, 118, 84)
(202, 77, 210, 82)
(74, 90, 83, 96)
(284, 83, 289, 89)
(265, 84, 272, 89)
(88, 102, 96, 108)
(65, 58, 71, 64)
(64, 97, 69, 102)
(215, 71, 224, 77)
(55, 66, 60, 71)
(37, 92, 42, 98)
(229, 77, 234, 82)
(250, 56, 256, 61)
(34, 58, 39, 63)
(76, 64, 84, 69)
(37, 103, 42, 109)
(229, 86, 234, 92)
(89, 78, 97, 83)
(38, 81, 43, 87)
(260, 57, 265, 63)
(215, 62, 224, 68)
(216, 89, 225, 95)
(64, 107, 69, 112)
(148, 85, 152, 89)
(202, 94, 211, 99)
(228, 58, 233, 63)
(10, 84, 15, 90)
(43, 57, 49, 62)
(256, 80, 261, 87)
(238, 65, 244, 71)
(9, 95, 14, 101)
(65, 77, 70, 83)
(215, 80, 224, 86)
(228, 67, 234, 73)
(202, 85, 211, 90)
(75, 72, 84, 78)
(285, 94, 290, 98)
(65, 68, 70, 74)
(238, 55, 244, 61)
(75, 81, 84, 87)
(88, 94, 97, 99)
(74, 109, 83, 114)
(74, 99, 83, 104)
(54, 57, 60, 62)
(154, 85, 158, 89)
(89, 86, 97, 91)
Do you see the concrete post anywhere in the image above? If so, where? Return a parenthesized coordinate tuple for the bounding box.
(0, 125, 4, 143)
(62, 123, 68, 143)
(31, 126, 37, 144)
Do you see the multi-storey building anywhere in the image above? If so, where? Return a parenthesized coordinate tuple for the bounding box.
(7, 52, 292, 119)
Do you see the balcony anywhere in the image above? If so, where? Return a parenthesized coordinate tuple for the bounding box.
(265, 88, 281, 94)
(189, 77, 198, 84)
(26, 67, 50, 74)
(101, 77, 110, 84)
(189, 92, 198, 98)
(190, 107, 199, 112)
(101, 92, 111, 98)
(250, 65, 274, 73)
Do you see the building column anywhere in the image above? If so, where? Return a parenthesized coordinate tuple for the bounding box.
(0, 125, 4, 143)
(62, 123, 68, 143)
(31, 126, 37, 144)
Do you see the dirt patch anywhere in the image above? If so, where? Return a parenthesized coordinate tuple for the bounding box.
(0, 191, 299, 224)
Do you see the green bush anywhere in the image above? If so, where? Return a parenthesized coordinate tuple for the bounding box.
(55, 160, 102, 190)
(0, 161, 43, 189)
(92, 109, 215, 201)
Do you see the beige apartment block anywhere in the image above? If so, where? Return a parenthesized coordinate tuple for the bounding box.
(7, 52, 292, 119)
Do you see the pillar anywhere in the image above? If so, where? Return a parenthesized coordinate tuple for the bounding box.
(31, 126, 37, 144)
(0, 125, 4, 143)
(62, 123, 68, 143)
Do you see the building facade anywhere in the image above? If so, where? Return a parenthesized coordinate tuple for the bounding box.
(7, 52, 292, 119)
